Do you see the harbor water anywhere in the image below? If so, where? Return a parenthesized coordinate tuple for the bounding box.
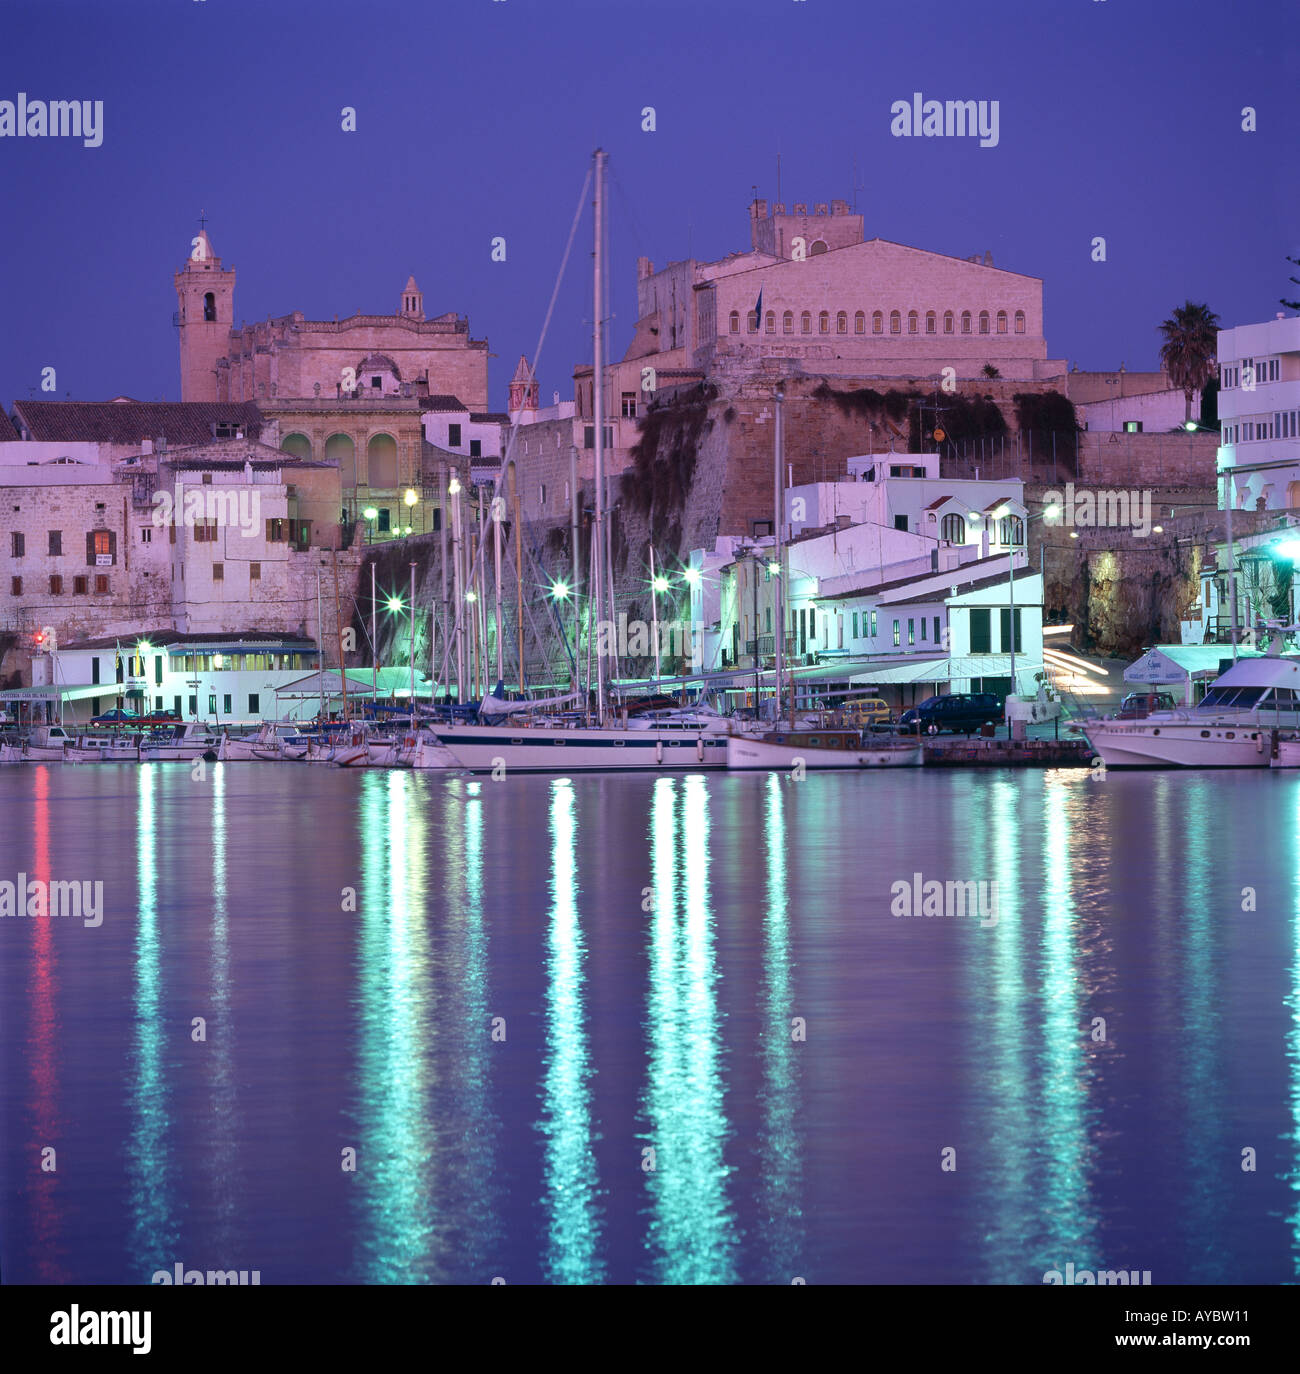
(2, 761, 1299, 1284)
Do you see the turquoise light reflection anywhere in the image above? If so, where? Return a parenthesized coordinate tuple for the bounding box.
(1036, 777, 1098, 1269)
(756, 772, 803, 1280)
(1177, 782, 1228, 1280)
(207, 764, 242, 1249)
(1285, 783, 1300, 1277)
(353, 771, 436, 1280)
(641, 774, 737, 1283)
(126, 764, 178, 1273)
(970, 775, 1034, 1281)
(538, 777, 605, 1283)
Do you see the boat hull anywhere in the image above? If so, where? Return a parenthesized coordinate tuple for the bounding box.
(726, 736, 923, 770)
(1082, 720, 1270, 768)
(431, 724, 728, 772)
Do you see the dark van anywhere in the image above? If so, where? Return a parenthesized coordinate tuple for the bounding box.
(899, 693, 1003, 735)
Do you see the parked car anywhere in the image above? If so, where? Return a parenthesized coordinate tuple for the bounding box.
(899, 693, 1003, 735)
(842, 696, 892, 726)
(1116, 691, 1177, 719)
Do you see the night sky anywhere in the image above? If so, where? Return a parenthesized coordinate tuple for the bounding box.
(2, 0, 1296, 412)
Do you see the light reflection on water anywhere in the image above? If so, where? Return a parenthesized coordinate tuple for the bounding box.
(1, 763, 1298, 1284)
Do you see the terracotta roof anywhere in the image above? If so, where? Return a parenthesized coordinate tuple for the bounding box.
(889, 570, 1041, 605)
(0, 410, 18, 441)
(12, 400, 263, 446)
(820, 553, 1013, 601)
(62, 629, 318, 651)
(469, 412, 509, 424)
(421, 395, 468, 412)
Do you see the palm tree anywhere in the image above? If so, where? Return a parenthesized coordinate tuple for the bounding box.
(1158, 301, 1220, 423)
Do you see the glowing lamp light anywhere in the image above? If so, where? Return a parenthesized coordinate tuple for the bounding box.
(362, 506, 379, 521)
(1184, 421, 1198, 432)
(448, 478, 462, 495)
(1275, 540, 1300, 563)
(403, 526, 413, 535)
(1043, 503, 1062, 519)
(404, 489, 418, 507)
(138, 640, 152, 654)
(652, 575, 670, 593)
(213, 653, 224, 669)
(466, 590, 478, 603)
(768, 561, 781, 575)
(386, 595, 404, 613)
(1152, 525, 1164, 534)
(1069, 531, 1080, 539)
(682, 567, 701, 585)
(551, 580, 570, 600)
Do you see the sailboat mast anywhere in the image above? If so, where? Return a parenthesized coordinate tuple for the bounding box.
(774, 383, 785, 724)
(317, 566, 326, 721)
(592, 146, 608, 724)
(409, 561, 416, 728)
(331, 541, 349, 723)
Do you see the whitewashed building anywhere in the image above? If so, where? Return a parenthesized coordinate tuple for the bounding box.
(1217, 313, 1300, 511)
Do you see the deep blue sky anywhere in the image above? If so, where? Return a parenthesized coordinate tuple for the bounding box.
(2, 0, 1296, 412)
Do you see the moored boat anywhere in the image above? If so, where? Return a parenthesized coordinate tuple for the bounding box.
(726, 728, 923, 770)
(1083, 644, 1300, 769)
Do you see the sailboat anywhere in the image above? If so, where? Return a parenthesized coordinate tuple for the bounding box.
(723, 385, 921, 771)
(429, 149, 728, 774)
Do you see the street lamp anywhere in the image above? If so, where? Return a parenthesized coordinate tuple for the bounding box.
(362, 506, 378, 545)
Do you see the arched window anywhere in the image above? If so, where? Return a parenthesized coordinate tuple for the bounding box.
(872, 311, 883, 334)
(889, 310, 901, 334)
(747, 311, 758, 333)
(203, 292, 216, 322)
(854, 311, 866, 334)
(961, 311, 972, 334)
(926, 311, 936, 334)
(908, 310, 918, 334)
(978, 311, 990, 335)
(765, 311, 775, 334)
(996, 310, 1007, 334)
(367, 433, 398, 489)
(1014, 310, 1026, 334)
(999, 515, 1025, 546)
(280, 433, 312, 461)
(943, 311, 954, 334)
(809, 240, 828, 256)
(783, 310, 794, 334)
(729, 310, 739, 334)
(837, 311, 848, 334)
(801, 311, 812, 334)
(325, 433, 356, 488)
(819, 311, 830, 334)
(941, 513, 966, 544)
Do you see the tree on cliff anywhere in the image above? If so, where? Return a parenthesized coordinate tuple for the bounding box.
(1158, 302, 1220, 423)
(1283, 255, 1300, 312)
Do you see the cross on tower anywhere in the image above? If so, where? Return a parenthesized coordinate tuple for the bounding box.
(197, 210, 208, 233)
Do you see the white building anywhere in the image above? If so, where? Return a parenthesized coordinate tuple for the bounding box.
(1217, 313, 1300, 511)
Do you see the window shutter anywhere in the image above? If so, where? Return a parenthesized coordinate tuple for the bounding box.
(108, 531, 117, 563)
(86, 531, 95, 565)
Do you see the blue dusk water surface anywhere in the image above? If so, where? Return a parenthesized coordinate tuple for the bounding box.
(2, 762, 1299, 1285)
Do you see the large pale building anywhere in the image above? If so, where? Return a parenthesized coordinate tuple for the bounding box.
(174, 230, 489, 408)
(628, 198, 1065, 384)
(1216, 313, 1300, 510)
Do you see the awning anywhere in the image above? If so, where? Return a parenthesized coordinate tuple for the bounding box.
(1123, 645, 1265, 685)
(849, 655, 1038, 686)
(0, 683, 110, 702)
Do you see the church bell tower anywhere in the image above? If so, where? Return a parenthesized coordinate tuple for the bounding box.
(174, 221, 235, 401)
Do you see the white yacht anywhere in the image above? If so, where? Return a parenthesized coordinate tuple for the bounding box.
(431, 718, 728, 773)
(139, 721, 221, 762)
(1082, 647, 1300, 768)
(727, 727, 923, 771)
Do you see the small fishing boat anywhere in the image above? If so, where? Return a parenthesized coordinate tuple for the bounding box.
(139, 721, 221, 762)
(726, 727, 923, 770)
(21, 724, 77, 761)
(64, 733, 141, 764)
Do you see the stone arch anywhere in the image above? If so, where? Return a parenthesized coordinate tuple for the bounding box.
(729, 310, 739, 333)
(783, 310, 794, 334)
(889, 310, 901, 334)
(809, 240, 828, 256)
(979, 310, 990, 335)
(367, 432, 398, 489)
(281, 432, 312, 461)
(908, 310, 918, 334)
(801, 311, 812, 334)
(325, 432, 356, 488)
(996, 310, 1008, 334)
(854, 311, 865, 334)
